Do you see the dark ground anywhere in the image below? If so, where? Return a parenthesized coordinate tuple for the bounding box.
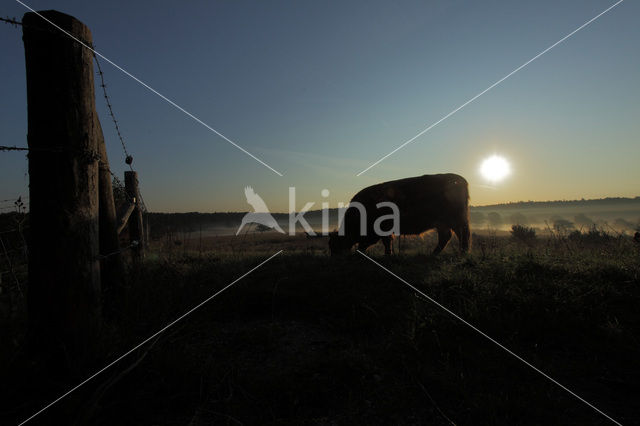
(1, 231, 639, 425)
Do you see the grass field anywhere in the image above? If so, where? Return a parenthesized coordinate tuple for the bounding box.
(1, 230, 639, 425)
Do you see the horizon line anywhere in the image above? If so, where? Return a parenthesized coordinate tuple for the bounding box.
(140, 195, 640, 215)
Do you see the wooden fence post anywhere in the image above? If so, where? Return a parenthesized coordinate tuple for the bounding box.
(23, 10, 101, 367)
(97, 118, 125, 315)
(125, 171, 145, 262)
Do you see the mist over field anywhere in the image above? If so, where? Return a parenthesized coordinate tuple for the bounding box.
(147, 197, 640, 238)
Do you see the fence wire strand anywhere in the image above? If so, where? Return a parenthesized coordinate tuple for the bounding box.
(0, 16, 22, 27)
(93, 56, 148, 212)
(94, 55, 132, 168)
(2, 14, 149, 212)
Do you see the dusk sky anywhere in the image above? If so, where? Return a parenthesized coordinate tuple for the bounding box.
(1, 0, 638, 212)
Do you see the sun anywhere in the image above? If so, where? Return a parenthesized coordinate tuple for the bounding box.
(480, 155, 511, 182)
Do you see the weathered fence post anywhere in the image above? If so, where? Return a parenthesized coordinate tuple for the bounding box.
(125, 171, 145, 262)
(97, 118, 125, 315)
(23, 10, 101, 367)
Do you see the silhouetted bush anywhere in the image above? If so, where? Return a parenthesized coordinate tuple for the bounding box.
(510, 224, 536, 243)
(568, 225, 612, 243)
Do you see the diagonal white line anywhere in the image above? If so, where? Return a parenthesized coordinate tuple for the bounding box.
(356, 250, 622, 425)
(18, 250, 284, 425)
(356, 0, 624, 176)
(16, 0, 284, 177)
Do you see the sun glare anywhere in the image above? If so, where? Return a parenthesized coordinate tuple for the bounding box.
(480, 155, 511, 182)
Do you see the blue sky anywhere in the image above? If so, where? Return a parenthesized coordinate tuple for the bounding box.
(1, 0, 638, 212)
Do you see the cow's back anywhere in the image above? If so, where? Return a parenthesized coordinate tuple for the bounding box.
(349, 173, 469, 235)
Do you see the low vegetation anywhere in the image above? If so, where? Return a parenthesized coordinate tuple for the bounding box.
(1, 229, 639, 424)
(510, 224, 537, 244)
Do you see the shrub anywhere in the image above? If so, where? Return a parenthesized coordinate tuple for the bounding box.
(510, 224, 536, 243)
(568, 225, 612, 243)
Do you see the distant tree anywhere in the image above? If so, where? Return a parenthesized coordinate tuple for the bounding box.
(509, 212, 528, 226)
(569, 225, 612, 243)
(487, 212, 502, 227)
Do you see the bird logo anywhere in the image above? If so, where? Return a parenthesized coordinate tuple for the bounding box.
(236, 186, 285, 235)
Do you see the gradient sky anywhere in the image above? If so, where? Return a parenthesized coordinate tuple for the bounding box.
(1, 0, 638, 212)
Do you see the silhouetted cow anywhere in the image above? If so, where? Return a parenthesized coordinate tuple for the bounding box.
(329, 173, 471, 256)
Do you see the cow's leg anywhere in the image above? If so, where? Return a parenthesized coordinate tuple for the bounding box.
(382, 235, 394, 255)
(432, 227, 452, 255)
(454, 221, 471, 253)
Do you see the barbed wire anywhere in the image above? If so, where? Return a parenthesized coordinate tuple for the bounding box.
(94, 55, 133, 168)
(94, 56, 148, 212)
(1, 14, 149, 213)
(0, 144, 144, 210)
(0, 198, 26, 210)
(2, 14, 87, 41)
(0, 145, 28, 152)
(0, 16, 22, 27)
(0, 195, 29, 205)
(0, 144, 101, 162)
(0, 196, 28, 203)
